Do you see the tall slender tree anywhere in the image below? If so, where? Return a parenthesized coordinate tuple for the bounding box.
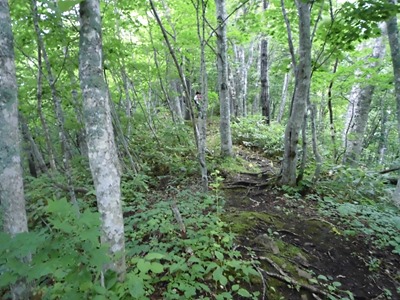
(386, 0, 400, 207)
(280, 0, 312, 186)
(0, 0, 30, 298)
(215, 0, 233, 157)
(79, 0, 126, 279)
(260, 0, 271, 124)
(343, 28, 386, 165)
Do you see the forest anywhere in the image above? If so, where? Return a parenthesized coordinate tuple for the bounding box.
(0, 0, 400, 299)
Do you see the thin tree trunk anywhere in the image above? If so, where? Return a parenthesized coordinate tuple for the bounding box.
(280, 0, 312, 186)
(79, 0, 126, 279)
(277, 71, 291, 123)
(228, 64, 237, 117)
(260, 0, 271, 124)
(149, 0, 199, 148)
(386, 0, 400, 207)
(20, 113, 48, 175)
(327, 59, 339, 161)
(0, 1, 31, 297)
(32, 0, 77, 206)
(378, 101, 388, 164)
(195, 0, 209, 192)
(36, 43, 57, 172)
(310, 103, 322, 182)
(297, 112, 308, 183)
(343, 28, 386, 165)
(215, 0, 233, 157)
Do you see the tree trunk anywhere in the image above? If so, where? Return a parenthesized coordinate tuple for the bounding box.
(327, 59, 339, 161)
(228, 64, 237, 117)
(277, 71, 291, 123)
(280, 0, 312, 186)
(215, 0, 233, 157)
(0, 1, 31, 297)
(196, 0, 209, 192)
(79, 0, 126, 279)
(386, 0, 400, 207)
(32, 0, 78, 207)
(343, 28, 386, 165)
(36, 43, 57, 172)
(260, 0, 270, 124)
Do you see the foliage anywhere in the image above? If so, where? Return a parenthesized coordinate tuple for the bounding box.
(0, 199, 110, 299)
(129, 115, 198, 177)
(121, 189, 260, 299)
(320, 197, 400, 255)
(231, 115, 285, 158)
(315, 165, 400, 254)
(316, 165, 391, 204)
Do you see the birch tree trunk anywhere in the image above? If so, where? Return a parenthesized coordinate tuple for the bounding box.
(386, 0, 400, 207)
(343, 29, 386, 165)
(0, 1, 31, 297)
(215, 0, 233, 157)
(79, 0, 126, 279)
(280, 0, 311, 186)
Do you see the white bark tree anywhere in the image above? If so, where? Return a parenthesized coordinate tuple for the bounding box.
(343, 28, 386, 165)
(0, 0, 30, 297)
(280, 0, 312, 186)
(215, 0, 233, 157)
(79, 0, 126, 279)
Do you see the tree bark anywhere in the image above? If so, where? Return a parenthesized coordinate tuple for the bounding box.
(327, 59, 339, 161)
(260, 0, 271, 124)
(386, 0, 400, 207)
(79, 0, 126, 279)
(277, 71, 291, 123)
(280, 0, 312, 186)
(215, 0, 233, 157)
(0, 0, 31, 297)
(343, 28, 386, 165)
(195, 0, 209, 192)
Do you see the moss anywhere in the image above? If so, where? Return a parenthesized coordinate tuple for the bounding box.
(222, 211, 284, 234)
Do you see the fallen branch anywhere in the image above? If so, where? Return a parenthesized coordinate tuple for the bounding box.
(170, 201, 187, 239)
(379, 166, 400, 174)
(263, 270, 334, 298)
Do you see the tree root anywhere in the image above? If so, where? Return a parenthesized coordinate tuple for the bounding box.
(258, 256, 338, 299)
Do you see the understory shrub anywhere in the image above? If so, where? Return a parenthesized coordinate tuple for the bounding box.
(231, 115, 284, 157)
(0, 199, 109, 299)
(316, 165, 400, 254)
(121, 189, 260, 299)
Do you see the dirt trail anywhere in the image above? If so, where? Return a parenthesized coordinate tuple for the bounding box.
(221, 151, 399, 300)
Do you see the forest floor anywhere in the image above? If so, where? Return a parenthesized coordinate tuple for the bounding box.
(219, 148, 399, 300)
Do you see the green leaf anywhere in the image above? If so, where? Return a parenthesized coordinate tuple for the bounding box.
(215, 250, 224, 260)
(128, 277, 145, 298)
(317, 274, 328, 281)
(238, 288, 252, 297)
(150, 262, 164, 274)
(58, 0, 82, 12)
(137, 259, 151, 273)
(144, 252, 164, 260)
(212, 267, 227, 286)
